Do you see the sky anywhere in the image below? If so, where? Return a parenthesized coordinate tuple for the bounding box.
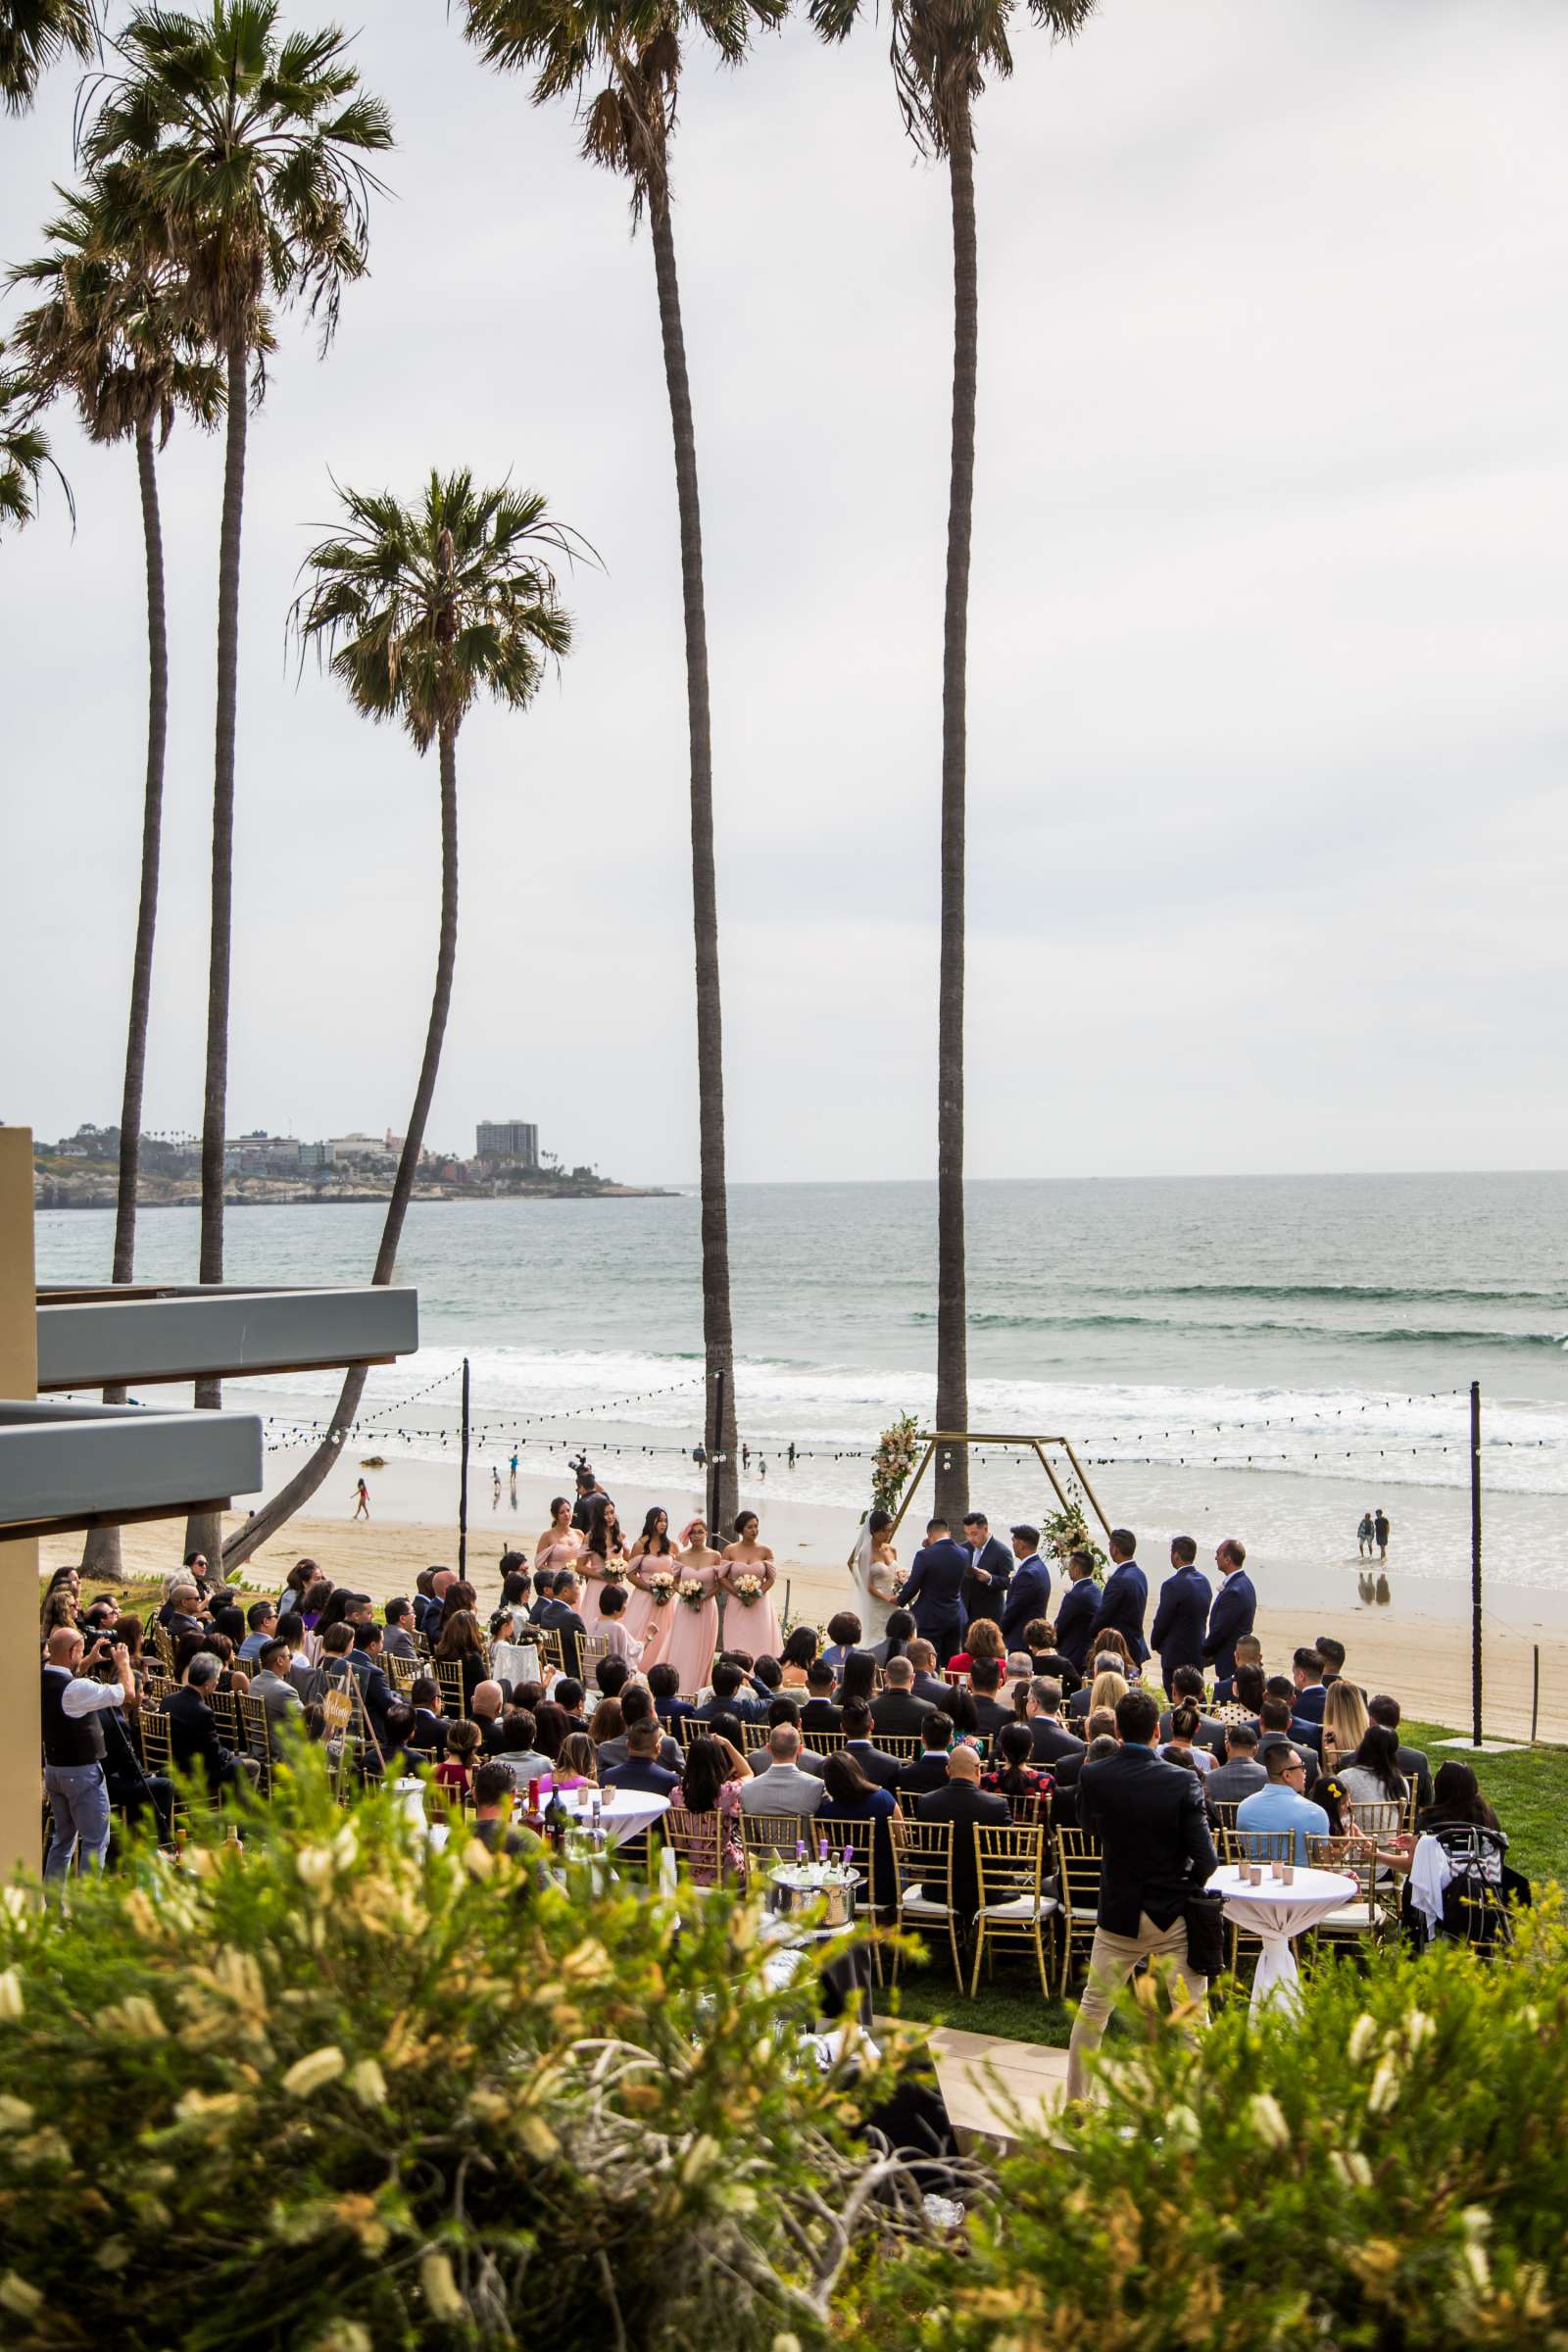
(2, 0, 1566, 1189)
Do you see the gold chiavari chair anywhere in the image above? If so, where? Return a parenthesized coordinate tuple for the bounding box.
(874, 1733, 922, 1764)
(809, 1729, 849, 1755)
(207, 1688, 241, 1747)
(387, 1651, 420, 1692)
(238, 1692, 274, 1790)
(532, 1626, 565, 1678)
(740, 1720, 771, 1754)
(889, 1817, 962, 1984)
(1305, 1836, 1384, 1949)
(662, 1805, 725, 1886)
(1054, 1827, 1104, 1987)
(434, 1659, 469, 1720)
(739, 1811, 811, 1889)
(971, 1822, 1056, 1998)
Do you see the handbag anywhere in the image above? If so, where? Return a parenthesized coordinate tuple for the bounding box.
(1182, 1886, 1228, 1979)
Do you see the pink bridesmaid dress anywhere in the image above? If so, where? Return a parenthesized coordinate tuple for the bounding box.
(724, 1559, 782, 1659)
(661, 1561, 723, 1699)
(622, 1556, 674, 1668)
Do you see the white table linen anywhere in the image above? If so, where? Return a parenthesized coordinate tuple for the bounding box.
(1207, 1862, 1359, 2013)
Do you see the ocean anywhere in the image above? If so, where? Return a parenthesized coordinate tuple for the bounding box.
(34, 1171, 1568, 1616)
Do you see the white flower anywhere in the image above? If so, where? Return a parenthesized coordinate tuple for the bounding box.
(1463, 2240, 1492, 2292)
(0, 2274, 43, 2320)
(0, 2095, 34, 2133)
(1329, 2149, 1373, 2190)
(1247, 2092, 1291, 2150)
(1366, 2055, 1401, 2115)
(295, 1845, 335, 1891)
(348, 2058, 387, 2107)
(282, 2045, 347, 2099)
(419, 2251, 466, 2323)
(0, 1969, 24, 2022)
(331, 1823, 359, 1871)
(1404, 2008, 1435, 2052)
(1162, 2103, 1200, 2150)
(1348, 2012, 1378, 2065)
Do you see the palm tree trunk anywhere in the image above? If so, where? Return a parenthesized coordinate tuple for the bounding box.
(933, 110, 977, 1528)
(186, 324, 248, 1567)
(83, 421, 168, 1585)
(650, 185, 739, 1539)
(222, 720, 462, 1570)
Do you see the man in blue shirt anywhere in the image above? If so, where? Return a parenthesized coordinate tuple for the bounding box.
(237, 1599, 278, 1668)
(1236, 1744, 1330, 1865)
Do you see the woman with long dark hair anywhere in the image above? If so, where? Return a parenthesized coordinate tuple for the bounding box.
(624, 1505, 675, 1665)
(578, 1495, 629, 1638)
(815, 1749, 900, 1912)
(670, 1732, 747, 1884)
(434, 1609, 488, 1711)
(838, 1649, 877, 1709)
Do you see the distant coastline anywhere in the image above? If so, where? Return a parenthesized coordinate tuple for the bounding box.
(34, 1182, 676, 1209)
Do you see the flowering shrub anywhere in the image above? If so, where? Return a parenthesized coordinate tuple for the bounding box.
(0, 1749, 938, 2351)
(870, 1415, 922, 1519)
(851, 1902, 1568, 2349)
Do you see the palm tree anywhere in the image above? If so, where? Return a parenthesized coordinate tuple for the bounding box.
(84, 2, 393, 1563)
(0, 0, 94, 114)
(221, 471, 582, 1570)
(10, 175, 225, 1577)
(459, 0, 785, 1537)
(810, 0, 1095, 1521)
(0, 340, 72, 532)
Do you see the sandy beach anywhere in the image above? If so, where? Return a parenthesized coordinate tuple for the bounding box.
(43, 1445, 1568, 1744)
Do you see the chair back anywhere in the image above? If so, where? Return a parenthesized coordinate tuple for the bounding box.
(824, 1814, 880, 1913)
(434, 1658, 469, 1719)
(739, 1811, 811, 1882)
(207, 1688, 240, 1746)
(875, 1732, 922, 1763)
(239, 1692, 272, 1765)
(1346, 1797, 1402, 1841)
(1208, 1799, 1242, 1833)
(663, 1805, 724, 1882)
(740, 1719, 771, 1753)
(1054, 1826, 1103, 1913)
(150, 1622, 176, 1675)
(387, 1651, 420, 1691)
(1004, 1791, 1041, 1829)
(1225, 1825, 1298, 1867)
(139, 1705, 172, 1774)
(974, 1821, 1044, 1908)
(579, 1634, 612, 1677)
(810, 1728, 849, 1754)
(890, 1816, 954, 1907)
(674, 1713, 708, 1750)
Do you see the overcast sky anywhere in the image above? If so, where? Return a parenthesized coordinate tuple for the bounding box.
(2, 0, 1565, 1187)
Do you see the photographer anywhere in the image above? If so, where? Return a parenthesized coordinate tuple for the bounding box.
(40, 1626, 134, 1882)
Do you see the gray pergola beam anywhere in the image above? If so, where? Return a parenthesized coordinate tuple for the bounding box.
(36, 1284, 418, 1391)
(0, 1399, 262, 1543)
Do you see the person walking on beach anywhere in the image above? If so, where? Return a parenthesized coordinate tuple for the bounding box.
(1357, 1510, 1375, 1558)
(351, 1477, 370, 1522)
(492, 1465, 502, 1511)
(509, 1448, 519, 1506)
(1374, 1508, 1390, 1561)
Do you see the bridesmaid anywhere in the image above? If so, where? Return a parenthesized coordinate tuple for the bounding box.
(578, 1496, 630, 1637)
(662, 1516, 725, 1698)
(721, 1510, 782, 1658)
(623, 1505, 678, 1668)
(534, 1495, 585, 1588)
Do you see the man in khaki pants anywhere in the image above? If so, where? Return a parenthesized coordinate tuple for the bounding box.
(1066, 1686, 1217, 2103)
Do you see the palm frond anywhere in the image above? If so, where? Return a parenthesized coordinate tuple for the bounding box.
(0, 0, 95, 117)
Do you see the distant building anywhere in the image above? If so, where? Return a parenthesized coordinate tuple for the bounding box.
(476, 1121, 538, 1168)
(298, 1141, 335, 1169)
(329, 1132, 396, 1167)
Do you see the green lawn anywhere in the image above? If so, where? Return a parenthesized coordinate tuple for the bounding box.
(887, 1722, 1567, 2051)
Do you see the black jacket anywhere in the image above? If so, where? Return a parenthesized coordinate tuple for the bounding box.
(1077, 1743, 1217, 1936)
(1054, 1579, 1101, 1675)
(961, 1535, 1013, 1627)
(844, 1738, 904, 1791)
(799, 1698, 844, 1735)
(869, 1690, 935, 1739)
(1025, 1716, 1085, 1768)
(164, 1687, 239, 1792)
(898, 1751, 953, 1798)
(910, 1671, 955, 1712)
(915, 1783, 1010, 1918)
(1149, 1566, 1212, 1688)
(898, 1541, 970, 1646)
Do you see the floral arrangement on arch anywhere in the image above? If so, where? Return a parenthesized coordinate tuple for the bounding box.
(870, 1411, 923, 1518)
(1042, 1501, 1106, 1574)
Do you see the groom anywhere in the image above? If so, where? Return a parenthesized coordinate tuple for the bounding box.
(960, 1511, 1013, 1630)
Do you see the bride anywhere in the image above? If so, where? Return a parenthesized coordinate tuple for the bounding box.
(848, 1508, 900, 1638)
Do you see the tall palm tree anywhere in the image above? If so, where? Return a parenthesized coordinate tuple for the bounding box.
(84, 2, 393, 1563)
(10, 175, 226, 1577)
(459, 0, 785, 1538)
(0, 339, 72, 531)
(811, 0, 1096, 1521)
(0, 0, 94, 114)
(221, 471, 582, 1569)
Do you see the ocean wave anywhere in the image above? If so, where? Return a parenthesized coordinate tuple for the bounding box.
(907, 1310, 1568, 1348)
(1111, 1283, 1568, 1308)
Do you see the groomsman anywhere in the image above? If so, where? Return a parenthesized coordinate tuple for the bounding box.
(898, 1519, 970, 1666)
(960, 1512, 1013, 1628)
(1202, 1539, 1256, 1682)
(1149, 1535, 1212, 1695)
(1093, 1529, 1150, 1666)
(1054, 1551, 1102, 1676)
(1002, 1526, 1052, 1650)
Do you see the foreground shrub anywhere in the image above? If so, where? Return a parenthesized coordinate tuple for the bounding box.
(854, 1904, 1568, 2351)
(0, 1751, 935, 2351)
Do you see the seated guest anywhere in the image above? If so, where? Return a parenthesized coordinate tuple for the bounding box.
(869, 1656, 934, 1740)
(1211, 1638, 1264, 1711)
(1160, 1704, 1217, 1776)
(904, 1639, 953, 1712)
(1052, 1709, 1115, 1795)
(594, 1655, 632, 1705)
(589, 1698, 625, 1756)
(345, 1621, 396, 1746)
(525, 1567, 557, 1625)
(740, 1724, 824, 1819)
(1021, 1620, 1080, 1690)
(553, 1680, 589, 1734)
(555, 1732, 599, 1789)
(751, 1698, 827, 1777)
(798, 1660, 843, 1735)
(160, 1582, 206, 1642)
(1158, 1665, 1229, 1761)
(1264, 1677, 1323, 1756)
(900, 1711, 957, 1797)
(535, 1572, 589, 1677)
(598, 1686, 682, 1774)
(1315, 1635, 1362, 1697)
(968, 1657, 1011, 1739)
(1321, 1682, 1370, 1775)
(489, 1566, 533, 1643)
(671, 1734, 747, 1884)
(947, 1616, 1005, 1681)
(915, 1744, 1009, 1921)
(237, 1600, 278, 1668)
(469, 1761, 534, 1857)
(249, 1638, 306, 1757)
(603, 1719, 681, 1797)
(531, 1700, 572, 1761)
(382, 1597, 419, 1662)
(1211, 1659, 1266, 1726)
(406, 1674, 448, 1756)
(944, 1685, 982, 1749)
(1236, 1743, 1330, 1864)
(837, 1648, 878, 1712)
(815, 1750, 900, 1908)
(839, 1696, 902, 1789)
(778, 1626, 819, 1690)
(1021, 1677, 1084, 1767)
(272, 1611, 320, 1703)
(1205, 1722, 1266, 1806)
(209, 1592, 247, 1647)
(434, 1719, 482, 1795)
(166, 1652, 259, 1793)
(696, 1661, 758, 1724)
(469, 1680, 508, 1753)
(492, 1711, 555, 1788)
(596, 1579, 644, 1666)
(434, 1610, 490, 1712)
(376, 1701, 422, 1782)
(1256, 1696, 1319, 1790)
(980, 1720, 1053, 1813)
(822, 1611, 864, 1673)
(869, 1607, 916, 1672)
(1291, 1645, 1328, 1724)
(648, 1659, 696, 1726)
(1069, 1667, 1128, 1726)
(1417, 1757, 1502, 1837)
(1337, 1723, 1408, 1821)
(1368, 1693, 1433, 1809)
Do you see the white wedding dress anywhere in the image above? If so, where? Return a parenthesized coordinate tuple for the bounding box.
(849, 1520, 900, 1640)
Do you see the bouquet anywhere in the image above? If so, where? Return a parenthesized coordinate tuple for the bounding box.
(730, 1573, 764, 1606)
(646, 1571, 677, 1608)
(676, 1577, 707, 1611)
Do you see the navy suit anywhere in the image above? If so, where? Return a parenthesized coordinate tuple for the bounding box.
(1093, 1558, 1150, 1666)
(962, 1535, 1013, 1628)
(1149, 1564, 1213, 1692)
(899, 1540, 970, 1658)
(1054, 1578, 1101, 1675)
(1293, 1684, 1327, 1726)
(1201, 1571, 1256, 1681)
(1002, 1553, 1052, 1649)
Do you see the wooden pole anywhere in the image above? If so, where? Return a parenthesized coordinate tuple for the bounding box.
(1531, 1643, 1541, 1747)
(0, 1130, 41, 1884)
(1470, 1379, 1483, 1748)
(458, 1354, 470, 1580)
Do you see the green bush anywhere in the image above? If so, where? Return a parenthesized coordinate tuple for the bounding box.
(0, 1750, 934, 2352)
(851, 1905, 1568, 2350)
